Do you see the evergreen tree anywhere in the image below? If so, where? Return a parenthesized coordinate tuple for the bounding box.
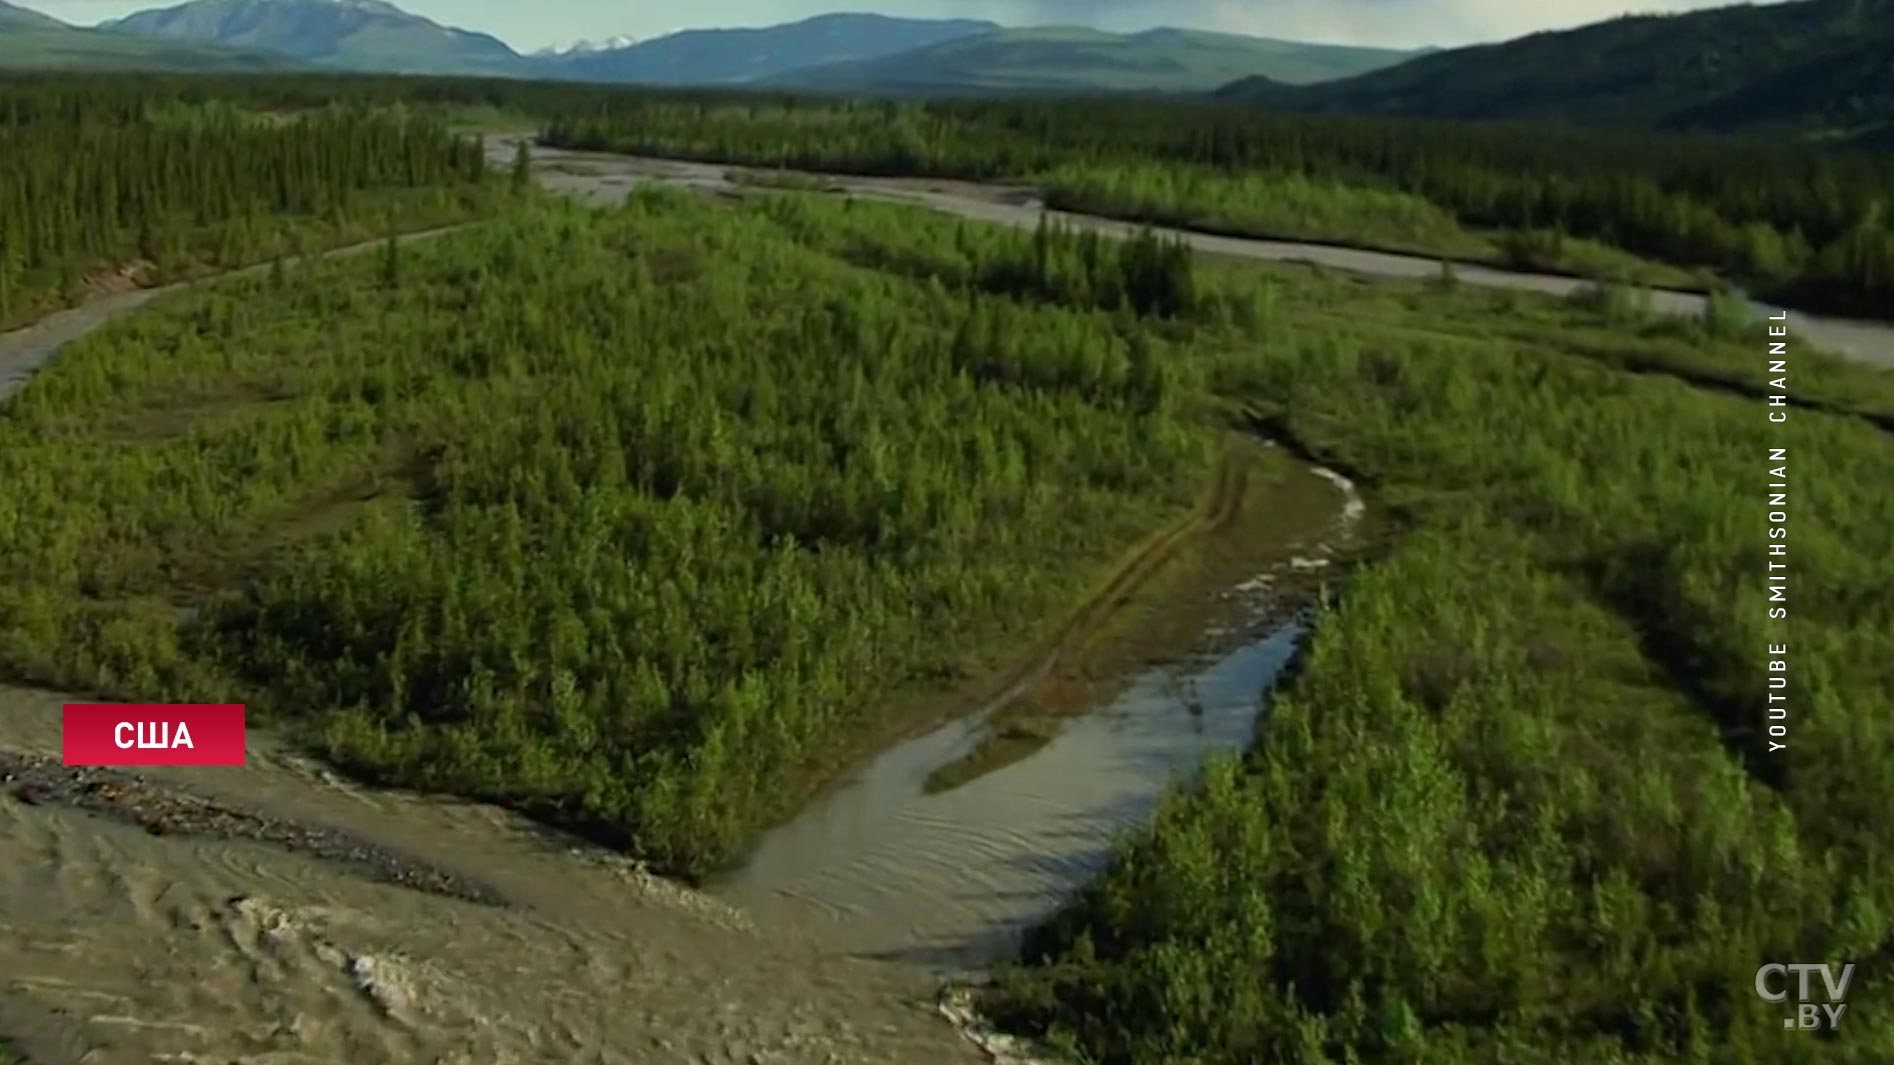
(381, 232, 401, 289)
(512, 139, 533, 196)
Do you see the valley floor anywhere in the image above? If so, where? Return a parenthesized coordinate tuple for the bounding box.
(3, 136, 1892, 1065)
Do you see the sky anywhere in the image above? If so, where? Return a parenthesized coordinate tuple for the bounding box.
(26, 0, 1767, 54)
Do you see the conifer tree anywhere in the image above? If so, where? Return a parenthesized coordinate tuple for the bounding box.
(381, 233, 401, 290)
(512, 139, 533, 196)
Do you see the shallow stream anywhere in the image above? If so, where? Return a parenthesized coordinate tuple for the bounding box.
(715, 459, 1365, 978)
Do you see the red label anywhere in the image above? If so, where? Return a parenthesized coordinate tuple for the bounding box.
(62, 704, 247, 767)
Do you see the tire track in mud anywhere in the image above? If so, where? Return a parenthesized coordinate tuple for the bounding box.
(959, 440, 1251, 727)
(717, 443, 1357, 981)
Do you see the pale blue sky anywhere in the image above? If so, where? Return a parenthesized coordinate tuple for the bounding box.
(26, 0, 1762, 54)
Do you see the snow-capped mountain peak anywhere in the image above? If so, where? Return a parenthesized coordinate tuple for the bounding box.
(535, 34, 637, 57)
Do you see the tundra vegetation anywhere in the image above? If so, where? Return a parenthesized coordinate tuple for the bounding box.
(2, 73, 1893, 1065)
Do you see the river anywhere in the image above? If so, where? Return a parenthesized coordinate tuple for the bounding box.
(505, 139, 1894, 371)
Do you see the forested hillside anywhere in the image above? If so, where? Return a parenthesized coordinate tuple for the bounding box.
(1218, 0, 1894, 142)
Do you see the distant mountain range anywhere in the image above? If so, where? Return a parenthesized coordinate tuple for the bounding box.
(544, 13, 999, 86)
(1216, 0, 1894, 142)
(762, 26, 1421, 95)
(0, 1, 1418, 94)
(0, 0, 311, 70)
(0, 0, 1884, 143)
(100, 0, 521, 76)
(0, 0, 59, 29)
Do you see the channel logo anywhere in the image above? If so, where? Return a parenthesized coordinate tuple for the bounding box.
(61, 704, 247, 767)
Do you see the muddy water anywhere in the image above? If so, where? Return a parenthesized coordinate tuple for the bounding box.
(715, 462, 1365, 978)
(0, 691, 989, 1065)
(716, 625, 1304, 976)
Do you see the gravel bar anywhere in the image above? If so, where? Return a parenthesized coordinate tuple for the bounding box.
(0, 749, 508, 907)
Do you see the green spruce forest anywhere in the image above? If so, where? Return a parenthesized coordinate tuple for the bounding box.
(540, 93, 1894, 317)
(2, 72, 1893, 1065)
(0, 77, 495, 330)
